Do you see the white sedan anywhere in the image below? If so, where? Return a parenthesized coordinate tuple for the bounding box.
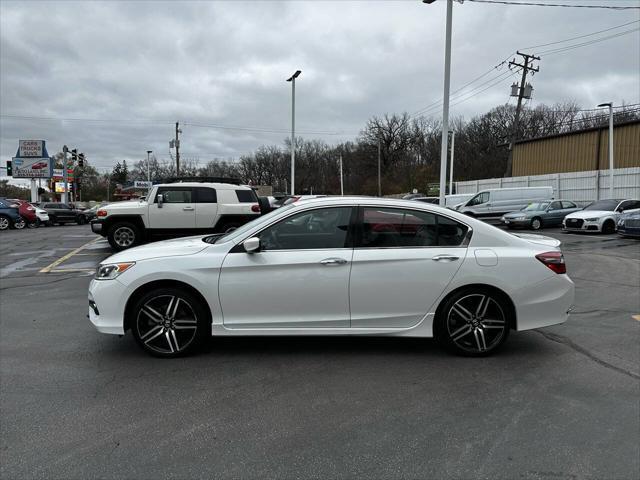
(88, 197, 575, 358)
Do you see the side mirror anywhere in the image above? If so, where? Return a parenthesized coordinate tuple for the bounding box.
(243, 237, 261, 253)
(157, 194, 163, 208)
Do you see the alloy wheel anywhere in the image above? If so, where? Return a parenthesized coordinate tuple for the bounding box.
(113, 226, 135, 247)
(531, 218, 541, 230)
(0, 217, 9, 230)
(136, 295, 199, 355)
(13, 218, 26, 229)
(446, 293, 507, 354)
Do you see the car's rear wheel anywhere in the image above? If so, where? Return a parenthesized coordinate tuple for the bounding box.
(13, 217, 26, 229)
(27, 219, 41, 228)
(436, 288, 510, 356)
(530, 217, 542, 230)
(0, 215, 10, 230)
(602, 219, 615, 234)
(48, 215, 57, 226)
(108, 222, 139, 251)
(130, 288, 208, 358)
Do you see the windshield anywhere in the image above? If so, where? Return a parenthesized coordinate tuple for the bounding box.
(584, 200, 620, 211)
(203, 204, 296, 244)
(522, 203, 549, 211)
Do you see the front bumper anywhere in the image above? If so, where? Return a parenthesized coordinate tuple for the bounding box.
(90, 220, 103, 234)
(501, 217, 530, 227)
(88, 278, 128, 335)
(562, 220, 601, 232)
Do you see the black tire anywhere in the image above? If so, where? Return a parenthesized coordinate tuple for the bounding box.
(108, 222, 140, 251)
(602, 219, 615, 234)
(76, 215, 86, 225)
(27, 219, 41, 228)
(530, 217, 543, 230)
(0, 215, 10, 231)
(13, 217, 26, 230)
(48, 215, 57, 226)
(130, 287, 209, 358)
(435, 287, 511, 357)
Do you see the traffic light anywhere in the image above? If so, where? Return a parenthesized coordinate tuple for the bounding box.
(78, 153, 85, 168)
(6, 161, 12, 176)
(71, 149, 78, 163)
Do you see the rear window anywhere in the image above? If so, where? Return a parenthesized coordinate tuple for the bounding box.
(195, 188, 217, 203)
(235, 189, 258, 203)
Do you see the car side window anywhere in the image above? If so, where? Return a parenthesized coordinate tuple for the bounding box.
(620, 200, 640, 211)
(360, 207, 468, 248)
(259, 207, 352, 251)
(195, 188, 217, 203)
(562, 201, 576, 209)
(549, 201, 562, 210)
(156, 188, 192, 203)
(467, 192, 489, 206)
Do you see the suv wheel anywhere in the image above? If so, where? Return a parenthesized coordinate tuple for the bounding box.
(130, 288, 208, 358)
(435, 288, 511, 357)
(77, 215, 86, 225)
(0, 215, 10, 230)
(108, 222, 139, 251)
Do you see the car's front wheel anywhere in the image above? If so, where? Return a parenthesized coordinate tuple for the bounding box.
(76, 215, 86, 225)
(107, 222, 139, 251)
(130, 288, 209, 357)
(435, 288, 511, 356)
(530, 217, 542, 230)
(602, 219, 615, 234)
(0, 215, 10, 231)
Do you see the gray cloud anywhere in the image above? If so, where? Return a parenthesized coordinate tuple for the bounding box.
(1, 0, 638, 176)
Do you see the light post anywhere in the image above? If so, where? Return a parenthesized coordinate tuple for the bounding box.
(597, 102, 614, 198)
(449, 130, 455, 195)
(424, 0, 453, 206)
(286, 70, 301, 195)
(146, 150, 152, 183)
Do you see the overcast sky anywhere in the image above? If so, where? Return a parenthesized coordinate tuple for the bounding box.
(1, 0, 638, 178)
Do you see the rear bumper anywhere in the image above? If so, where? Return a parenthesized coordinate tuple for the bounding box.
(511, 274, 575, 331)
(90, 220, 104, 234)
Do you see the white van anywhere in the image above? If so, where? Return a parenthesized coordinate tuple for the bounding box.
(457, 187, 554, 217)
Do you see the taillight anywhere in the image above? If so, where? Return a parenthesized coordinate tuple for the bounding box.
(97, 209, 107, 217)
(251, 204, 260, 213)
(536, 251, 566, 274)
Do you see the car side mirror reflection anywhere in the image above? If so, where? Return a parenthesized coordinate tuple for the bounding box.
(243, 237, 261, 253)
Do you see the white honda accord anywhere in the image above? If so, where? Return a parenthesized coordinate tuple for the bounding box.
(88, 197, 574, 357)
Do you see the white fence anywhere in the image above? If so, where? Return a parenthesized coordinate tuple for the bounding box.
(454, 167, 640, 203)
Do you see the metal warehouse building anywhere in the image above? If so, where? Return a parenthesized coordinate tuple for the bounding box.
(513, 119, 640, 176)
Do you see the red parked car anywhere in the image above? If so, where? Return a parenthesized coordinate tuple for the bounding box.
(7, 199, 38, 228)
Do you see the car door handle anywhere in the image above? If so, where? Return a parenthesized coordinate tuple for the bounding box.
(182, 206, 194, 211)
(432, 254, 459, 262)
(320, 258, 348, 266)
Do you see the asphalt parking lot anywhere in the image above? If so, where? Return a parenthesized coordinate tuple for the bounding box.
(1, 224, 638, 479)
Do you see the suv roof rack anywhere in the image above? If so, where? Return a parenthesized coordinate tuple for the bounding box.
(164, 176, 243, 185)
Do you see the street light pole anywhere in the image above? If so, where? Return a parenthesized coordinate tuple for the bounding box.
(146, 150, 152, 183)
(62, 145, 68, 204)
(449, 130, 455, 195)
(287, 70, 301, 195)
(597, 102, 614, 198)
(424, 0, 453, 206)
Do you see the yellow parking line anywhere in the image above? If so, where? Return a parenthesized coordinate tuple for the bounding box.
(39, 238, 101, 273)
(633, 315, 640, 322)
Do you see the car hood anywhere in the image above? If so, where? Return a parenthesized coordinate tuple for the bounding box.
(510, 232, 561, 248)
(102, 200, 147, 211)
(565, 210, 612, 220)
(503, 211, 537, 218)
(104, 235, 211, 263)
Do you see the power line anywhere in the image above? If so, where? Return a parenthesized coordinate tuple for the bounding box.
(523, 19, 639, 50)
(467, 0, 639, 10)
(537, 28, 639, 55)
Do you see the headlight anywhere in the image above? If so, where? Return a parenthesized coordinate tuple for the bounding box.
(584, 217, 599, 222)
(95, 262, 135, 280)
(513, 216, 526, 220)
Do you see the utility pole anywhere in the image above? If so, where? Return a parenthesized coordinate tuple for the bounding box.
(175, 122, 181, 176)
(377, 137, 382, 197)
(339, 154, 344, 196)
(62, 145, 69, 204)
(286, 70, 301, 195)
(449, 130, 455, 195)
(505, 51, 540, 177)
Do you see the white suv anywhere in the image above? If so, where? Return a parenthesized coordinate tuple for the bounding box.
(91, 182, 261, 250)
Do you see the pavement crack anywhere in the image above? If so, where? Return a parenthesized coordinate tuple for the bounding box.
(534, 330, 640, 380)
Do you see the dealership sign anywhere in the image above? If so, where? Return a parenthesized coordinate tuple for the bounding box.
(12, 140, 53, 179)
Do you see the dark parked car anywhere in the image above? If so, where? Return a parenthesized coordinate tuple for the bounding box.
(0, 199, 25, 230)
(617, 209, 640, 238)
(36, 202, 88, 226)
(501, 200, 582, 230)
